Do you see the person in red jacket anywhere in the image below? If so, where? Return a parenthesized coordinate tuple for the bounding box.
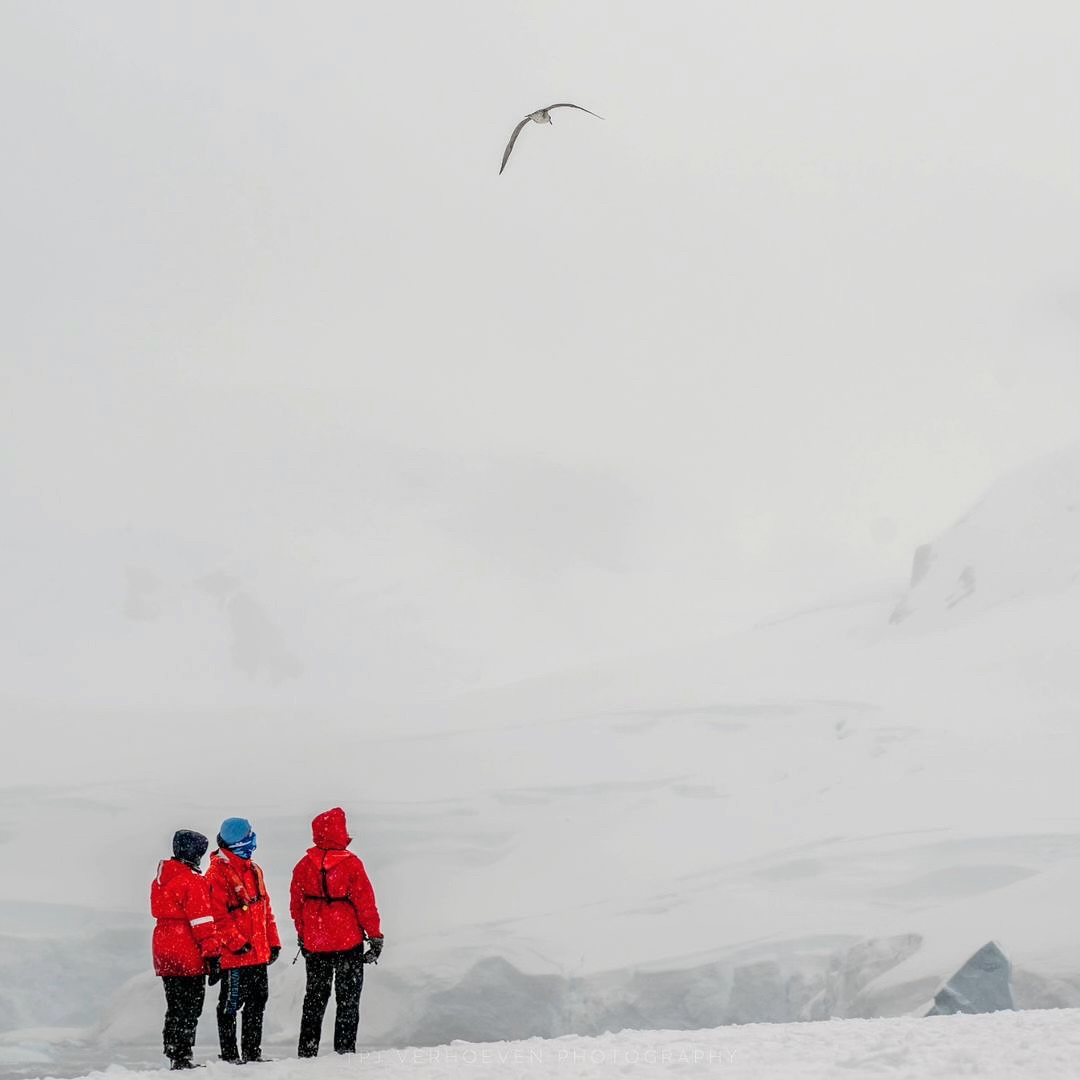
(204, 817, 281, 1064)
(151, 830, 222, 1070)
(290, 807, 383, 1057)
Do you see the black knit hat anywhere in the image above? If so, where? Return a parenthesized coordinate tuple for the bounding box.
(172, 829, 209, 868)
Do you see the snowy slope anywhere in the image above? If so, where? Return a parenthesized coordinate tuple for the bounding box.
(4, 443, 1080, 1070)
(13, 1010, 1080, 1080)
(890, 441, 1080, 628)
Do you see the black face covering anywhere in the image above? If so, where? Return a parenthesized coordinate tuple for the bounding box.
(172, 829, 209, 869)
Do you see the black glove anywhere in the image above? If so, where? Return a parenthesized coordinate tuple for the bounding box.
(297, 935, 309, 958)
(233, 943, 253, 956)
(363, 937, 384, 964)
(268, 945, 281, 965)
(206, 956, 222, 986)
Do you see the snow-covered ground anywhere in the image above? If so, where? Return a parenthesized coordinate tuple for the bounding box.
(5, 444, 1080, 1075)
(13, 1010, 1080, 1080)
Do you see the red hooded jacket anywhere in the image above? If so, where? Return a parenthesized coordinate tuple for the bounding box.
(151, 858, 222, 977)
(290, 808, 381, 953)
(205, 848, 281, 969)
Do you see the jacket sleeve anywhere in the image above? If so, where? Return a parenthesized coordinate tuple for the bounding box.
(348, 857, 382, 939)
(264, 880, 282, 950)
(289, 860, 306, 936)
(206, 862, 249, 954)
(184, 875, 222, 959)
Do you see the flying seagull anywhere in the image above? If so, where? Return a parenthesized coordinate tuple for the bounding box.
(499, 103, 604, 175)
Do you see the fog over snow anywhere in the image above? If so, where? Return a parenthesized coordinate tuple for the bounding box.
(2, 2, 1080, 1079)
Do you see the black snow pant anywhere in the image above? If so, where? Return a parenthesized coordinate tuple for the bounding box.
(216, 963, 269, 1062)
(297, 947, 365, 1057)
(162, 975, 206, 1066)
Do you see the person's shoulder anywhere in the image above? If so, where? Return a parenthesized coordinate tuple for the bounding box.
(203, 855, 225, 881)
(155, 858, 180, 887)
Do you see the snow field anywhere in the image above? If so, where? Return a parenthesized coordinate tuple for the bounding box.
(33, 1009, 1080, 1080)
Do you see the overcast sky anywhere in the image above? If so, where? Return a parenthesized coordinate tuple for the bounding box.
(2, 1, 1079, 697)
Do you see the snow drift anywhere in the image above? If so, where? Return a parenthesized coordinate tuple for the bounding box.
(15, 1009, 1080, 1080)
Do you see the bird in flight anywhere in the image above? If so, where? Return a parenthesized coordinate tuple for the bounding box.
(499, 103, 604, 175)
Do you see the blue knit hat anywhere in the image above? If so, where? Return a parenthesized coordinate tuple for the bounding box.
(218, 817, 256, 860)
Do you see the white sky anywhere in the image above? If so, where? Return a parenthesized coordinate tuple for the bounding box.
(2, 1, 1079, 695)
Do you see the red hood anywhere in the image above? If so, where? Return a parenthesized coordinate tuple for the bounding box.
(311, 807, 351, 850)
(157, 857, 201, 886)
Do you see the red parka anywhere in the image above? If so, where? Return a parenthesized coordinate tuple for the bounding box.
(290, 808, 381, 953)
(151, 858, 222, 977)
(205, 848, 281, 969)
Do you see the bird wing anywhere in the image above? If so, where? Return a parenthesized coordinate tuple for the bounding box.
(499, 117, 532, 175)
(545, 103, 604, 120)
